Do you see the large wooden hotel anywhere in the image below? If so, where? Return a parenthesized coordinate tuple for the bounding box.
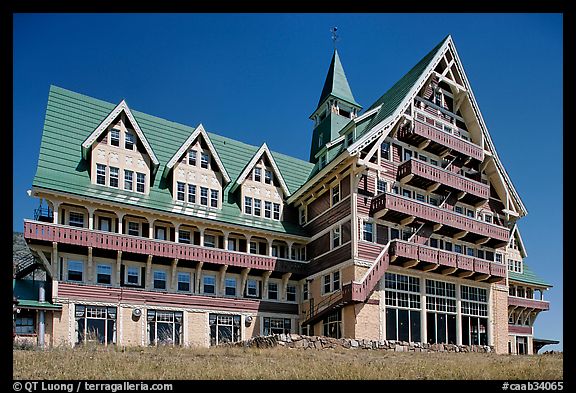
(16, 36, 553, 355)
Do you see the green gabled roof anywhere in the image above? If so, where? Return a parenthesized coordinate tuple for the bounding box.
(360, 35, 450, 137)
(33, 86, 315, 236)
(13, 280, 62, 310)
(316, 49, 361, 110)
(509, 263, 552, 288)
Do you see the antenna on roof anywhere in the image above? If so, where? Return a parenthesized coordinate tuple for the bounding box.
(330, 26, 339, 48)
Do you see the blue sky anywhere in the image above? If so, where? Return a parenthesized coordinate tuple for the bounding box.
(13, 14, 562, 351)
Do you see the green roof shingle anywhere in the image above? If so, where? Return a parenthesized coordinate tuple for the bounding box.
(316, 49, 361, 109)
(509, 263, 552, 287)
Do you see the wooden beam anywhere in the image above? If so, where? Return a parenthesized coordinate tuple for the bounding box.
(427, 182, 441, 193)
(454, 230, 468, 240)
(441, 267, 457, 275)
(403, 259, 419, 268)
(373, 208, 388, 220)
(399, 174, 414, 184)
(458, 271, 474, 278)
(474, 274, 490, 282)
(422, 263, 439, 272)
(433, 223, 443, 232)
(401, 216, 415, 226)
(390, 255, 398, 263)
(195, 261, 204, 294)
(475, 237, 490, 246)
(456, 191, 467, 200)
(418, 140, 431, 149)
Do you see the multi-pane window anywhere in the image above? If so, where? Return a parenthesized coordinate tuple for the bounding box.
(15, 311, 35, 335)
(363, 221, 373, 242)
(254, 167, 262, 182)
(460, 285, 489, 346)
(249, 241, 257, 254)
(201, 152, 210, 169)
(148, 310, 183, 346)
(69, 212, 84, 228)
(377, 179, 387, 194)
(246, 279, 258, 297)
(508, 260, 522, 273)
(128, 222, 139, 236)
(203, 275, 216, 294)
(495, 253, 503, 264)
(299, 207, 306, 225)
(264, 169, 273, 185)
(125, 132, 135, 150)
(426, 279, 457, 345)
(209, 314, 241, 346)
(124, 170, 133, 191)
(188, 150, 197, 166)
(264, 201, 272, 218)
(254, 199, 261, 216)
(204, 234, 216, 248)
(384, 273, 421, 343)
(178, 230, 191, 244)
(177, 272, 191, 292)
(97, 264, 112, 285)
(109, 167, 119, 188)
(67, 260, 83, 282)
(75, 305, 116, 345)
(96, 164, 106, 185)
(332, 226, 341, 248)
(153, 271, 167, 290)
(126, 266, 140, 286)
(200, 187, 208, 206)
(263, 317, 292, 335)
(403, 149, 412, 161)
(136, 173, 145, 193)
(286, 285, 297, 302)
(177, 182, 185, 201)
(210, 189, 219, 208)
(319, 154, 327, 168)
(322, 271, 340, 294)
(188, 184, 196, 203)
(225, 278, 237, 296)
(273, 203, 280, 220)
(268, 282, 278, 300)
(303, 281, 309, 300)
(244, 197, 252, 215)
(323, 310, 341, 338)
(332, 184, 340, 205)
(345, 132, 354, 147)
(110, 129, 120, 147)
(381, 141, 390, 160)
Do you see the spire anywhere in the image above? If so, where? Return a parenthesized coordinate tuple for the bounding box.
(316, 49, 361, 109)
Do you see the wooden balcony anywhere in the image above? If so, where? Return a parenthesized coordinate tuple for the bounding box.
(508, 325, 533, 335)
(508, 296, 550, 311)
(398, 158, 489, 204)
(388, 240, 505, 282)
(371, 193, 509, 246)
(398, 119, 484, 163)
(23, 220, 305, 275)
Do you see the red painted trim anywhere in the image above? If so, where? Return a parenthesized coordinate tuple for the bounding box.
(508, 325, 533, 335)
(508, 296, 550, 311)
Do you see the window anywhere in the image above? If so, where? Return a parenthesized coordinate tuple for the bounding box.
(416, 193, 425, 202)
(128, 222, 139, 236)
(384, 273, 421, 343)
(377, 179, 387, 194)
(109, 167, 119, 188)
(204, 234, 216, 248)
(209, 314, 241, 346)
(188, 184, 196, 203)
(495, 253, 503, 264)
(319, 154, 327, 168)
(210, 189, 219, 208)
(467, 209, 475, 218)
(264, 201, 272, 218)
(323, 310, 342, 338)
(177, 272, 191, 292)
(323, 274, 331, 294)
(67, 260, 83, 282)
(254, 199, 261, 216)
(265, 169, 273, 185)
(15, 311, 35, 335)
(124, 170, 133, 191)
(286, 285, 296, 302)
(323, 271, 341, 294)
(332, 226, 341, 248)
(75, 305, 116, 345)
(188, 150, 197, 166)
(125, 132, 135, 150)
(249, 241, 257, 254)
(200, 187, 208, 206)
(110, 129, 120, 147)
(429, 197, 438, 206)
(246, 279, 258, 297)
(454, 244, 462, 254)
(178, 230, 191, 244)
(508, 260, 522, 273)
(225, 278, 237, 296)
(430, 159, 439, 166)
(402, 189, 412, 198)
(153, 271, 167, 290)
(477, 249, 485, 260)
(136, 173, 145, 193)
(268, 282, 278, 300)
(333, 271, 340, 291)
(467, 247, 475, 257)
(126, 266, 140, 286)
(345, 132, 354, 147)
(97, 264, 112, 285)
(299, 207, 306, 225)
(273, 203, 280, 220)
(99, 217, 111, 232)
(177, 182, 185, 201)
(96, 164, 106, 185)
(203, 275, 216, 294)
(201, 152, 210, 169)
(303, 281, 309, 300)
(148, 310, 183, 346)
(254, 167, 262, 182)
(227, 238, 236, 251)
(363, 221, 373, 242)
(418, 154, 427, 162)
(381, 142, 390, 160)
(455, 206, 463, 215)
(271, 245, 278, 257)
(460, 285, 489, 346)
(244, 197, 252, 215)
(484, 214, 492, 223)
(263, 317, 292, 335)
(332, 184, 340, 205)
(426, 279, 457, 345)
(69, 212, 84, 228)
(404, 149, 412, 161)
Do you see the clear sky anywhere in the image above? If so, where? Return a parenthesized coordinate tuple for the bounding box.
(13, 13, 562, 351)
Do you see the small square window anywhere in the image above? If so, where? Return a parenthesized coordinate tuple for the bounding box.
(69, 212, 84, 228)
(128, 222, 139, 236)
(377, 179, 387, 194)
(179, 230, 191, 244)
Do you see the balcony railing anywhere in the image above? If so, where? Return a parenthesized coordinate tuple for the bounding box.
(508, 296, 550, 311)
(398, 158, 489, 201)
(508, 325, 533, 335)
(371, 192, 509, 242)
(23, 220, 306, 274)
(398, 118, 484, 162)
(388, 240, 506, 279)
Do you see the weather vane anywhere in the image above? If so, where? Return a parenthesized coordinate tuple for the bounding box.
(330, 27, 339, 48)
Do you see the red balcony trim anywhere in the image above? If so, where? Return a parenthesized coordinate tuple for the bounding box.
(508, 296, 550, 311)
(508, 325, 533, 335)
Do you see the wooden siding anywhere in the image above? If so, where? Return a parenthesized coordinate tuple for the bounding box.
(358, 241, 383, 261)
(340, 174, 351, 198)
(508, 325, 533, 335)
(308, 190, 330, 221)
(306, 197, 351, 235)
(307, 244, 352, 276)
(307, 232, 330, 259)
(342, 220, 351, 244)
(392, 144, 402, 163)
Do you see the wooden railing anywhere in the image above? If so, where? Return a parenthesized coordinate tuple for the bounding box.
(508, 296, 550, 311)
(23, 220, 306, 273)
(398, 158, 489, 200)
(371, 193, 509, 242)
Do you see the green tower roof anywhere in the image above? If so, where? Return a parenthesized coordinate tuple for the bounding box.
(316, 49, 361, 110)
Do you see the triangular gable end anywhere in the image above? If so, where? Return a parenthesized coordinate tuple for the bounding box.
(81, 100, 160, 174)
(230, 143, 291, 197)
(162, 123, 231, 183)
(510, 224, 528, 258)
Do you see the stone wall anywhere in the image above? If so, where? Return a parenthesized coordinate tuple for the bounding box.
(221, 333, 494, 353)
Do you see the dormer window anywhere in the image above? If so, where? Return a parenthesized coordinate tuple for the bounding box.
(136, 173, 145, 193)
(110, 129, 120, 147)
(125, 132, 135, 150)
(124, 170, 133, 191)
(265, 170, 273, 185)
(188, 150, 197, 166)
(109, 167, 119, 188)
(254, 167, 262, 182)
(201, 152, 210, 169)
(319, 154, 327, 168)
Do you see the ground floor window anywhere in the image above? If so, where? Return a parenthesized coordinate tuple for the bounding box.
(209, 314, 241, 346)
(384, 272, 421, 342)
(516, 336, 527, 355)
(75, 305, 116, 345)
(460, 285, 488, 346)
(15, 310, 36, 335)
(147, 309, 183, 346)
(426, 279, 457, 344)
(263, 317, 292, 335)
(323, 309, 341, 338)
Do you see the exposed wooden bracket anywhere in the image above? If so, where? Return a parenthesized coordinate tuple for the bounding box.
(403, 259, 419, 268)
(399, 174, 414, 184)
(427, 182, 441, 193)
(422, 263, 439, 272)
(474, 274, 490, 282)
(433, 223, 443, 232)
(475, 237, 490, 246)
(390, 255, 397, 263)
(454, 230, 468, 240)
(441, 267, 457, 275)
(458, 271, 474, 278)
(401, 216, 415, 226)
(418, 140, 431, 149)
(456, 191, 467, 200)
(373, 209, 388, 221)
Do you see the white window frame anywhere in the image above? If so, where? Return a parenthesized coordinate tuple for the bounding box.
(254, 199, 261, 216)
(136, 172, 145, 193)
(244, 196, 253, 215)
(264, 201, 272, 218)
(96, 263, 112, 285)
(246, 279, 259, 297)
(332, 183, 340, 206)
(67, 260, 84, 282)
(273, 203, 281, 220)
(332, 225, 341, 248)
(254, 167, 262, 182)
(110, 128, 120, 147)
(188, 150, 197, 166)
(69, 211, 85, 228)
(264, 169, 273, 185)
(188, 184, 196, 203)
(127, 221, 140, 237)
(109, 167, 119, 188)
(200, 187, 208, 206)
(153, 270, 167, 290)
(125, 265, 141, 286)
(177, 182, 185, 201)
(376, 178, 387, 195)
(125, 131, 135, 150)
(200, 152, 210, 169)
(96, 164, 106, 185)
(210, 189, 219, 208)
(124, 170, 134, 191)
(362, 220, 374, 242)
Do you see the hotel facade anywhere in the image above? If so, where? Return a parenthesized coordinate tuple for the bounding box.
(18, 35, 552, 354)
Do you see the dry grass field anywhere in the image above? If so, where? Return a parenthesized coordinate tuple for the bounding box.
(13, 345, 563, 380)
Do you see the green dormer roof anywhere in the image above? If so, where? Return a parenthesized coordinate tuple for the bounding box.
(509, 263, 552, 288)
(316, 49, 361, 110)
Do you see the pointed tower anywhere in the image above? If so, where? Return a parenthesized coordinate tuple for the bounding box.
(309, 49, 362, 163)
